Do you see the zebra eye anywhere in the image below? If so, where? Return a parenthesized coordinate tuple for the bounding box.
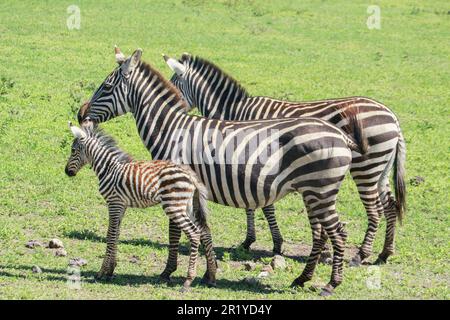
(104, 83, 113, 90)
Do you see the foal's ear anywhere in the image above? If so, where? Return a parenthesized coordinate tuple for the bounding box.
(68, 121, 87, 139)
(121, 48, 143, 76)
(162, 54, 186, 76)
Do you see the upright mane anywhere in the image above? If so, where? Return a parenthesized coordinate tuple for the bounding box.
(85, 127, 133, 164)
(183, 55, 249, 99)
(137, 61, 190, 112)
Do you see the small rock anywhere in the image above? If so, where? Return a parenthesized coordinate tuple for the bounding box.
(48, 238, 64, 249)
(54, 248, 67, 257)
(69, 258, 88, 267)
(410, 176, 425, 186)
(261, 264, 273, 273)
(25, 240, 43, 249)
(32, 265, 42, 274)
(129, 255, 140, 264)
(243, 276, 260, 285)
(270, 255, 286, 270)
(257, 271, 270, 278)
(243, 261, 256, 271)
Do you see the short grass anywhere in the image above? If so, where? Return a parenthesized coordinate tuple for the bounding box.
(0, 0, 449, 300)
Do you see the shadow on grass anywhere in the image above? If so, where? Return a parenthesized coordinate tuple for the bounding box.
(64, 229, 309, 263)
(0, 265, 280, 294)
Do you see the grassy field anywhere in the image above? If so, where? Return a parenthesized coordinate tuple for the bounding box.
(0, 0, 449, 300)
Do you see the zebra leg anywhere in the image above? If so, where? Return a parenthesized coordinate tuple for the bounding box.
(291, 222, 328, 288)
(199, 224, 217, 287)
(350, 185, 384, 266)
(241, 209, 256, 250)
(320, 219, 347, 296)
(262, 205, 284, 255)
(175, 216, 201, 292)
(375, 186, 398, 264)
(160, 220, 182, 283)
(96, 202, 125, 280)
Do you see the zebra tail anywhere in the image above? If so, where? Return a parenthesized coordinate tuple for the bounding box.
(181, 165, 209, 229)
(393, 132, 407, 224)
(348, 112, 369, 155)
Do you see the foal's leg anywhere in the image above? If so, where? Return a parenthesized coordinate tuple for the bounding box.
(199, 224, 217, 287)
(173, 215, 201, 291)
(96, 202, 125, 280)
(160, 220, 182, 282)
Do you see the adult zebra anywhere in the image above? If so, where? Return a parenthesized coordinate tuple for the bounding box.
(164, 53, 406, 265)
(78, 48, 366, 295)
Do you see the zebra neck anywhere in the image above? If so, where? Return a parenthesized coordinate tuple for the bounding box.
(128, 68, 190, 158)
(195, 77, 248, 120)
(87, 143, 122, 180)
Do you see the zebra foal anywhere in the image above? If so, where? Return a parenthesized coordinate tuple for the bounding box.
(64, 122, 217, 290)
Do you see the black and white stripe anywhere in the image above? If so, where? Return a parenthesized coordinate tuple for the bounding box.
(65, 123, 217, 290)
(166, 54, 406, 265)
(77, 48, 369, 295)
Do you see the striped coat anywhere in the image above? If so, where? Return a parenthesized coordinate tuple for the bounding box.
(65, 123, 217, 290)
(165, 54, 406, 265)
(77, 48, 368, 295)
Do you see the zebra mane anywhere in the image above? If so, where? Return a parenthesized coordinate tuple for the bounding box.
(85, 127, 133, 164)
(183, 55, 249, 99)
(137, 61, 190, 112)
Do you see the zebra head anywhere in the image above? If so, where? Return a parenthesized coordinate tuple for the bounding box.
(163, 53, 196, 111)
(65, 122, 89, 177)
(164, 53, 248, 119)
(78, 47, 142, 125)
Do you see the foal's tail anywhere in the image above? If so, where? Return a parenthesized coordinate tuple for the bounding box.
(181, 165, 209, 229)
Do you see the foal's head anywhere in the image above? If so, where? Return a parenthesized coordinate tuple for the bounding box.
(65, 122, 89, 177)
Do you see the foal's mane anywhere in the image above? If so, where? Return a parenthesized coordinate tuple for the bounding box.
(86, 127, 133, 164)
(182, 55, 249, 99)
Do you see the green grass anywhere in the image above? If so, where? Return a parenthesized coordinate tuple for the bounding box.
(0, 0, 449, 300)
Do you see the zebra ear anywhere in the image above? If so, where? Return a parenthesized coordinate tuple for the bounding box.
(163, 54, 186, 76)
(181, 52, 191, 61)
(114, 45, 126, 65)
(69, 121, 87, 139)
(121, 48, 142, 76)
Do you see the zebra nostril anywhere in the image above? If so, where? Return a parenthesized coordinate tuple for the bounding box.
(65, 167, 76, 177)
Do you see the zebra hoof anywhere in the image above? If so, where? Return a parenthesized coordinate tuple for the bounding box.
(200, 271, 216, 287)
(159, 273, 172, 284)
(374, 256, 387, 265)
(95, 271, 114, 281)
(272, 247, 283, 256)
(241, 239, 255, 250)
(180, 280, 193, 293)
(290, 277, 305, 288)
(319, 285, 334, 297)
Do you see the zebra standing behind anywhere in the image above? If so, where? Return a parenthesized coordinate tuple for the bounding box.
(64, 122, 217, 290)
(164, 53, 406, 266)
(77, 48, 369, 295)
